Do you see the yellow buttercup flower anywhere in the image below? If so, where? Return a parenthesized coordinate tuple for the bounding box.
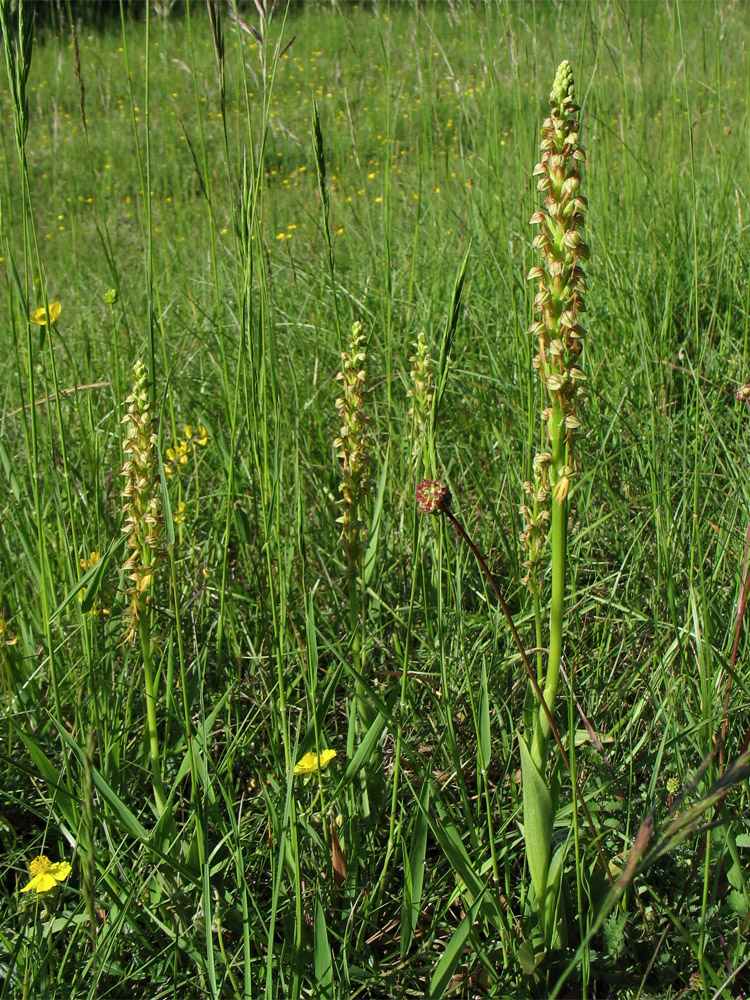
(293, 749, 337, 775)
(20, 855, 71, 895)
(29, 301, 62, 326)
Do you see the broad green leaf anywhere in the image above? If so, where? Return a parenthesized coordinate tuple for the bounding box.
(341, 706, 388, 785)
(517, 939, 543, 976)
(314, 896, 334, 999)
(546, 841, 568, 948)
(518, 735, 553, 924)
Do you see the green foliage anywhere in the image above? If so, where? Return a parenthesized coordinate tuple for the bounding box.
(2, 2, 750, 998)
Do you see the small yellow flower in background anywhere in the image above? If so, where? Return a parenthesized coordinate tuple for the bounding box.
(20, 855, 71, 895)
(29, 301, 61, 326)
(79, 551, 100, 571)
(166, 441, 188, 465)
(174, 501, 187, 524)
(165, 424, 208, 478)
(293, 749, 337, 775)
(184, 423, 209, 447)
(0, 613, 19, 646)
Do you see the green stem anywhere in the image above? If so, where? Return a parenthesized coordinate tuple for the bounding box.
(523, 581, 544, 738)
(445, 507, 614, 888)
(535, 406, 567, 765)
(138, 606, 166, 817)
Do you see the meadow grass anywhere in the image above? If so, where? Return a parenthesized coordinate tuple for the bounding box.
(2, 1, 750, 997)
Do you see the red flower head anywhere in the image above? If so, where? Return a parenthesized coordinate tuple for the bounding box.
(416, 479, 451, 515)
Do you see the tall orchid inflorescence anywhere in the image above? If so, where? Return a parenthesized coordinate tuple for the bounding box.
(520, 59, 591, 949)
(414, 62, 594, 959)
(334, 321, 370, 574)
(121, 361, 162, 642)
(522, 59, 589, 590)
(335, 322, 374, 749)
(120, 360, 166, 815)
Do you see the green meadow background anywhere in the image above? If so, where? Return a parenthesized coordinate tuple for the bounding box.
(2, 1, 750, 996)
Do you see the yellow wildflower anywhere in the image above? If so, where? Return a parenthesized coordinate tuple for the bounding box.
(0, 613, 18, 646)
(29, 301, 62, 326)
(293, 749, 337, 775)
(20, 855, 71, 895)
(184, 424, 208, 449)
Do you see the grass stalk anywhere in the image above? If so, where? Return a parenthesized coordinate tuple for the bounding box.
(137, 609, 166, 816)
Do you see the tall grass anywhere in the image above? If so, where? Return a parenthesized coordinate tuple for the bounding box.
(2, 1, 750, 997)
